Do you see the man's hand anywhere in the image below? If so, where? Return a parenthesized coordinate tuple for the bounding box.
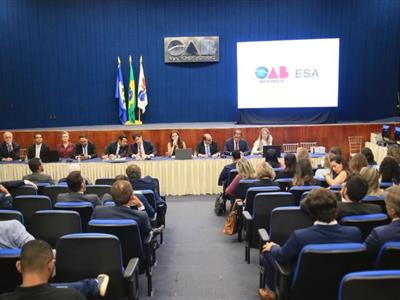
(262, 242, 278, 253)
(131, 195, 144, 208)
(2, 157, 12, 162)
(212, 153, 220, 158)
(0, 184, 9, 194)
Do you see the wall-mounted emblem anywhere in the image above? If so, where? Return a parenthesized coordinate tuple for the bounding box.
(164, 36, 219, 63)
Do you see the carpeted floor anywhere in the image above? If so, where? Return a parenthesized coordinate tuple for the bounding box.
(138, 195, 261, 299)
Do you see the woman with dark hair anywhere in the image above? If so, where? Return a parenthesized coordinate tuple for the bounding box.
(361, 147, 377, 166)
(324, 155, 349, 186)
(265, 148, 281, 168)
(329, 146, 343, 157)
(276, 153, 296, 179)
(349, 153, 368, 174)
(166, 130, 186, 156)
(292, 158, 319, 186)
(379, 156, 400, 184)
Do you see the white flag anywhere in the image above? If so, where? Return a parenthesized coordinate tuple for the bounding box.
(137, 56, 148, 113)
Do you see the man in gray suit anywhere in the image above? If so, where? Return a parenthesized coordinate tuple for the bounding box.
(57, 171, 101, 206)
(22, 158, 54, 185)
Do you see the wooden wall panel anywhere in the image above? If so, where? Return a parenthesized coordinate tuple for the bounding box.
(1, 123, 392, 160)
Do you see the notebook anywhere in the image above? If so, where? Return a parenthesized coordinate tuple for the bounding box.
(175, 148, 193, 160)
(41, 150, 60, 163)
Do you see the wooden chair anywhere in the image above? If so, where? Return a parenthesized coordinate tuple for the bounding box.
(348, 136, 362, 157)
(300, 142, 316, 152)
(282, 143, 299, 153)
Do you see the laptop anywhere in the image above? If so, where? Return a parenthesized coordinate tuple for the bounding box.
(263, 145, 282, 159)
(41, 150, 60, 163)
(175, 148, 193, 160)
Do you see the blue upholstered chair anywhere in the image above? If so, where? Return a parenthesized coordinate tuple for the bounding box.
(12, 195, 52, 229)
(0, 248, 21, 293)
(54, 201, 93, 232)
(0, 209, 24, 224)
(339, 213, 390, 240)
(375, 241, 400, 269)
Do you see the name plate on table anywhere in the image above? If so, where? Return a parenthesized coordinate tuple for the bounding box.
(164, 36, 219, 63)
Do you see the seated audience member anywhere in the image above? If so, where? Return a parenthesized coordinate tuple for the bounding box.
(265, 148, 281, 168)
(0, 184, 13, 209)
(72, 135, 97, 160)
(349, 153, 368, 174)
(27, 133, 49, 160)
(259, 188, 362, 300)
(195, 133, 220, 158)
(91, 180, 153, 244)
(0, 131, 20, 161)
(379, 156, 400, 184)
(218, 150, 241, 186)
(337, 174, 382, 219)
(56, 131, 75, 159)
(276, 153, 296, 179)
(56, 171, 100, 206)
(22, 158, 54, 185)
(0, 220, 34, 249)
(361, 147, 377, 166)
(387, 145, 400, 164)
(296, 147, 310, 161)
(0, 239, 109, 299)
(364, 186, 400, 256)
(224, 129, 250, 156)
(130, 133, 157, 159)
(324, 155, 349, 186)
(293, 158, 319, 186)
(225, 158, 255, 197)
(166, 130, 186, 157)
(329, 145, 343, 157)
(360, 167, 383, 196)
(314, 153, 334, 178)
(255, 161, 279, 187)
(102, 134, 129, 159)
(58, 164, 92, 185)
(251, 128, 273, 155)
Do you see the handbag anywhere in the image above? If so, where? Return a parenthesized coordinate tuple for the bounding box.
(214, 193, 225, 216)
(223, 201, 238, 235)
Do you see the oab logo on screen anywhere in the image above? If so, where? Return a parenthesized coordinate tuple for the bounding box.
(255, 66, 319, 81)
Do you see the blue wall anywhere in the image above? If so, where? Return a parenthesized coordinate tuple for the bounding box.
(0, 0, 399, 129)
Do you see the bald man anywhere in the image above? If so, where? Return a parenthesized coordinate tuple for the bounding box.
(0, 132, 20, 161)
(195, 133, 220, 158)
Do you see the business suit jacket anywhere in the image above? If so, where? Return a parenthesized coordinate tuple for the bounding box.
(130, 177, 165, 206)
(218, 162, 237, 186)
(73, 142, 97, 159)
(103, 141, 129, 157)
(27, 143, 50, 160)
(22, 172, 54, 185)
(0, 193, 13, 209)
(130, 140, 157, 156)
(0, 142, 20, 160)
(56, 192, 101, 207)
(337, 201, 383, 220)
(364, 220, 400, 256)
(195, 141, 219, 156)
(101, 192, 155, 219)
(224, 138, 250, 156)
(91, 205, 152, 244)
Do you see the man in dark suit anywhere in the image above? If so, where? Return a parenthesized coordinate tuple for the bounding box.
(27, 133, 49, 160)
(91, 180, 153, 244)
(364, 185, 400, 256)
(102, 134, 129, 159)
(130, 133, 157, 159)
(73, 135, 97, 160)
(195, 133, 220, 158)
(22, 158, 54, 185)
(259, 188, 362, 300)
(218, 150, 241, 186)
(0, 131, 20, 161)
(0, 184, 13, 209)
(57, 171, 101, 206)
(224, 129, 250, 156)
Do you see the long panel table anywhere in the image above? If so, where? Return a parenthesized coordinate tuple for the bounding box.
(0, 155, 323, 195)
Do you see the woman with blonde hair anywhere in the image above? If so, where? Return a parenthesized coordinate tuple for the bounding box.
(360, 166, 383, 196)
(56, 131, 75, 159)
(251, 128, 273, 155)
(349, 153, 368, 174)
(296, 147, 310, 161)
(225, 158, 255, 196)
(166, 130, 186, 156)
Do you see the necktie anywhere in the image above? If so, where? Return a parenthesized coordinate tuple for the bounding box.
(7, 144, 12, 153)
(206, 145, 210, 157)
(138, 143, 143, 156)
(83, 146, 87, 156)
(235, 141, 239, 151)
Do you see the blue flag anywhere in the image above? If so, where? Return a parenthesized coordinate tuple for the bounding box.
(115, 56, 127, 124)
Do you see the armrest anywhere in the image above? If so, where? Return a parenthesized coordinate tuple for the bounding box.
(258, 229, 270, 243)
(124, 257, 139, 278)
(144, 231, 154, 245)
(150, 212, 157, 223)
(273, 259, 290, 277)
(242, 210, 253, 222)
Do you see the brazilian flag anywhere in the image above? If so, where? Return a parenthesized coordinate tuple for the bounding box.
(125, 55, 136, 124)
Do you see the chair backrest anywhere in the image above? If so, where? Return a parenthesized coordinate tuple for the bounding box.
(290, 243, 369, 300)
(300, 142, 316, 152)
(95, 178, 115, 185)
(275, 178, 293, 191)
(244, 186, 281, 215)
(339, 270, 400, 300)
(339, 213, 390, 240)
(55, 233, 125, 300)
(289, 186, 321, 205)
(0, 248, 21, 293)
(250, 192, 296, 247)
(135, 190, 156, 210)
(88, 219, 144, 266)
(235, 179, 260, 200)
(30, 210, 82, 248)
(375, 241, 400, 269)
(269, 207, 314, 245)
(282, 143, 299, 153)
(8, 185, 37, 197)
(361, 195, 386, 212)
(12, 195, 52, 229)
(85, 184, 112, 198)
(380, 182, 394, 189)
(348, 136, 362, 155)
(54, 202, 93, 232)
(41, 185, 70, 205)
(0, 209, 24, 224)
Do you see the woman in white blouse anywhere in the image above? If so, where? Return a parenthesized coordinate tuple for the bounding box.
(251, 127, 273, 155)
